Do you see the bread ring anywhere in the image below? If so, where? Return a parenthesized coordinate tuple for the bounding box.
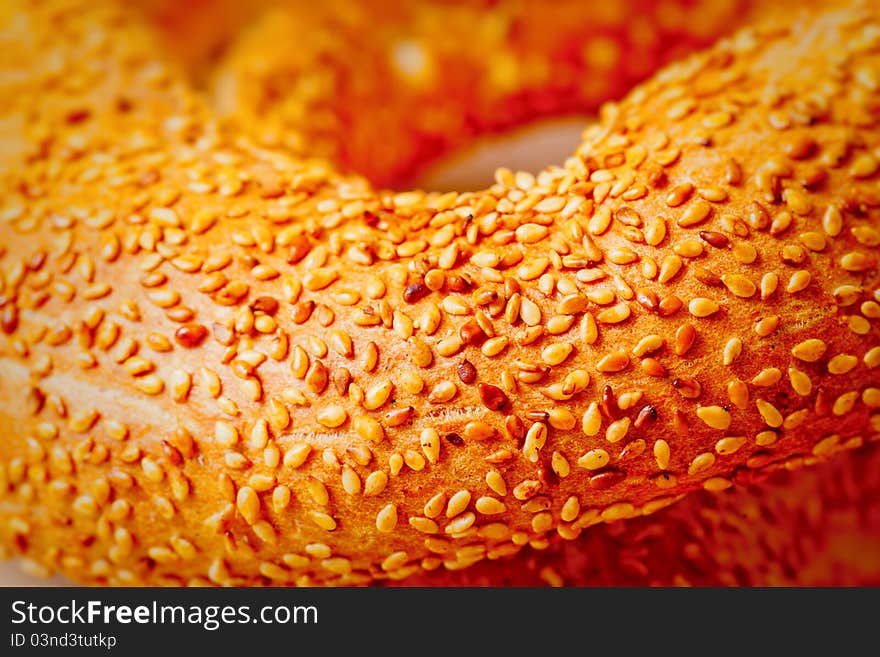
(209, 0, 820, 188)
(0, 0, 878, 586)
(399, 445, 880, 586)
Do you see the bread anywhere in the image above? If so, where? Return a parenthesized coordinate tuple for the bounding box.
(399, 444, 880, 586)
(210, 0, 781, 188)
(0, 0, 877, 586)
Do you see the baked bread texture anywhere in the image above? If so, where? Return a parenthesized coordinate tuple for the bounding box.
(401, 445, 880, 586)
(0, 0, 878, 585)
(208, 0, 782, 188)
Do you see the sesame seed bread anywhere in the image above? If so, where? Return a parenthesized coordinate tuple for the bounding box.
(0, 0, 878, 586)
(400, 445, 880, 586)
(209, 0, 782, 189)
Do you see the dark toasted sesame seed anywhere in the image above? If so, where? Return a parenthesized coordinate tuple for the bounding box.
(287, 234, 312, 264)
(479, 384, 508, 411)
(673, 409, 689, 435)
(403, 281, 429, 304)
(26, 387, 45, 415)
(459, 319, 487, 346)
(634, 404, 658, 430)
(457, 359, 477, 384)
(385, 406, 415, 427)
(646, 166, 667, 188)
(251, 296, 280, 315)
(445, 432, 464, 446)
(504, 414, 525, 443)
(658, 295, 683, 316)
(447, 274, 472, 293)
(332, 367, 352, 395)
(699, 230, 729, 248)
(174, 323, 208, 348)
(601, 385, 619, 419)
(291, 300, 315, 323)
(693, 266, 721, 286)
(814, 387, 832, 417)
(590, 469, 626, 489)
(672, 376, 702, 398)
(27, 251, 47, 271)
(1, 306, 18, 334)
(161, 440, 183, 465)
(537, 465, 558, 487)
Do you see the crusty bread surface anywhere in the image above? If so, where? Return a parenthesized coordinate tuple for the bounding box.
(0, 0, 877, 585)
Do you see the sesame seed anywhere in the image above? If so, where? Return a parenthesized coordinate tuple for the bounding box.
(721, 274, 756, 298)
(523, 422, 548, 462)
(317, 405, 347, 428)
(446, 490, 472, 518)
(577, 449, 610, 470)
(581, 402, 602, 436)
(832, 392, 859, 416)
(732, 242, 757, 264)
(445, 431, 466, 446)
(672, 376, 702, 399)
(633, 334, 664, 357)
(364, 380, 394, 410)
(723, 337, 743, 365)
(445, 512, 476, 535)
(788, 367, 813, 396)
(409, 517, 439, 534)
(653, 439, 671, 470)
(641, 358, 669, 378)
(588, 206, 612, 235)
(542, 342, 573, 366)
(364, 471, 388, 497)
(478, 383, 508, 411)
(428, 381, 457, 403)
(754, 315, 780, 337)
(515, 223, 549, 244)
(791, 338, 827, 362)
(404, 450, 427, 471)
(700, 230, 729, 248)
(236, 486, 260, 525)
(310, 512, 338, 532)
(675, 323, 697, 356)
(596, 303, 631, 324)
(456, 359, 477, 384)
(727, 379, 749, 409)
(827, 354, 858, 375)
(756, 399, 783, 427)
(605, 417, 630, 443)
(597, 351, 630, 373)
(688, 452, 716, 475)
(601, 503, 636, 522)
(551, 451, 571, 479)
(688, 298, 720, 318)
(375, 504, 398, 533)
(677, 199, 712, 227)
(283, 444, 312, 468)
(786, 270, 812, 294)
(696, 405, 732, 430)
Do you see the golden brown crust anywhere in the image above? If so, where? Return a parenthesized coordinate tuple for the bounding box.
(210, 0, 837, 188)
(398, 444, 880, 586)
(0, 0, 877, 586)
